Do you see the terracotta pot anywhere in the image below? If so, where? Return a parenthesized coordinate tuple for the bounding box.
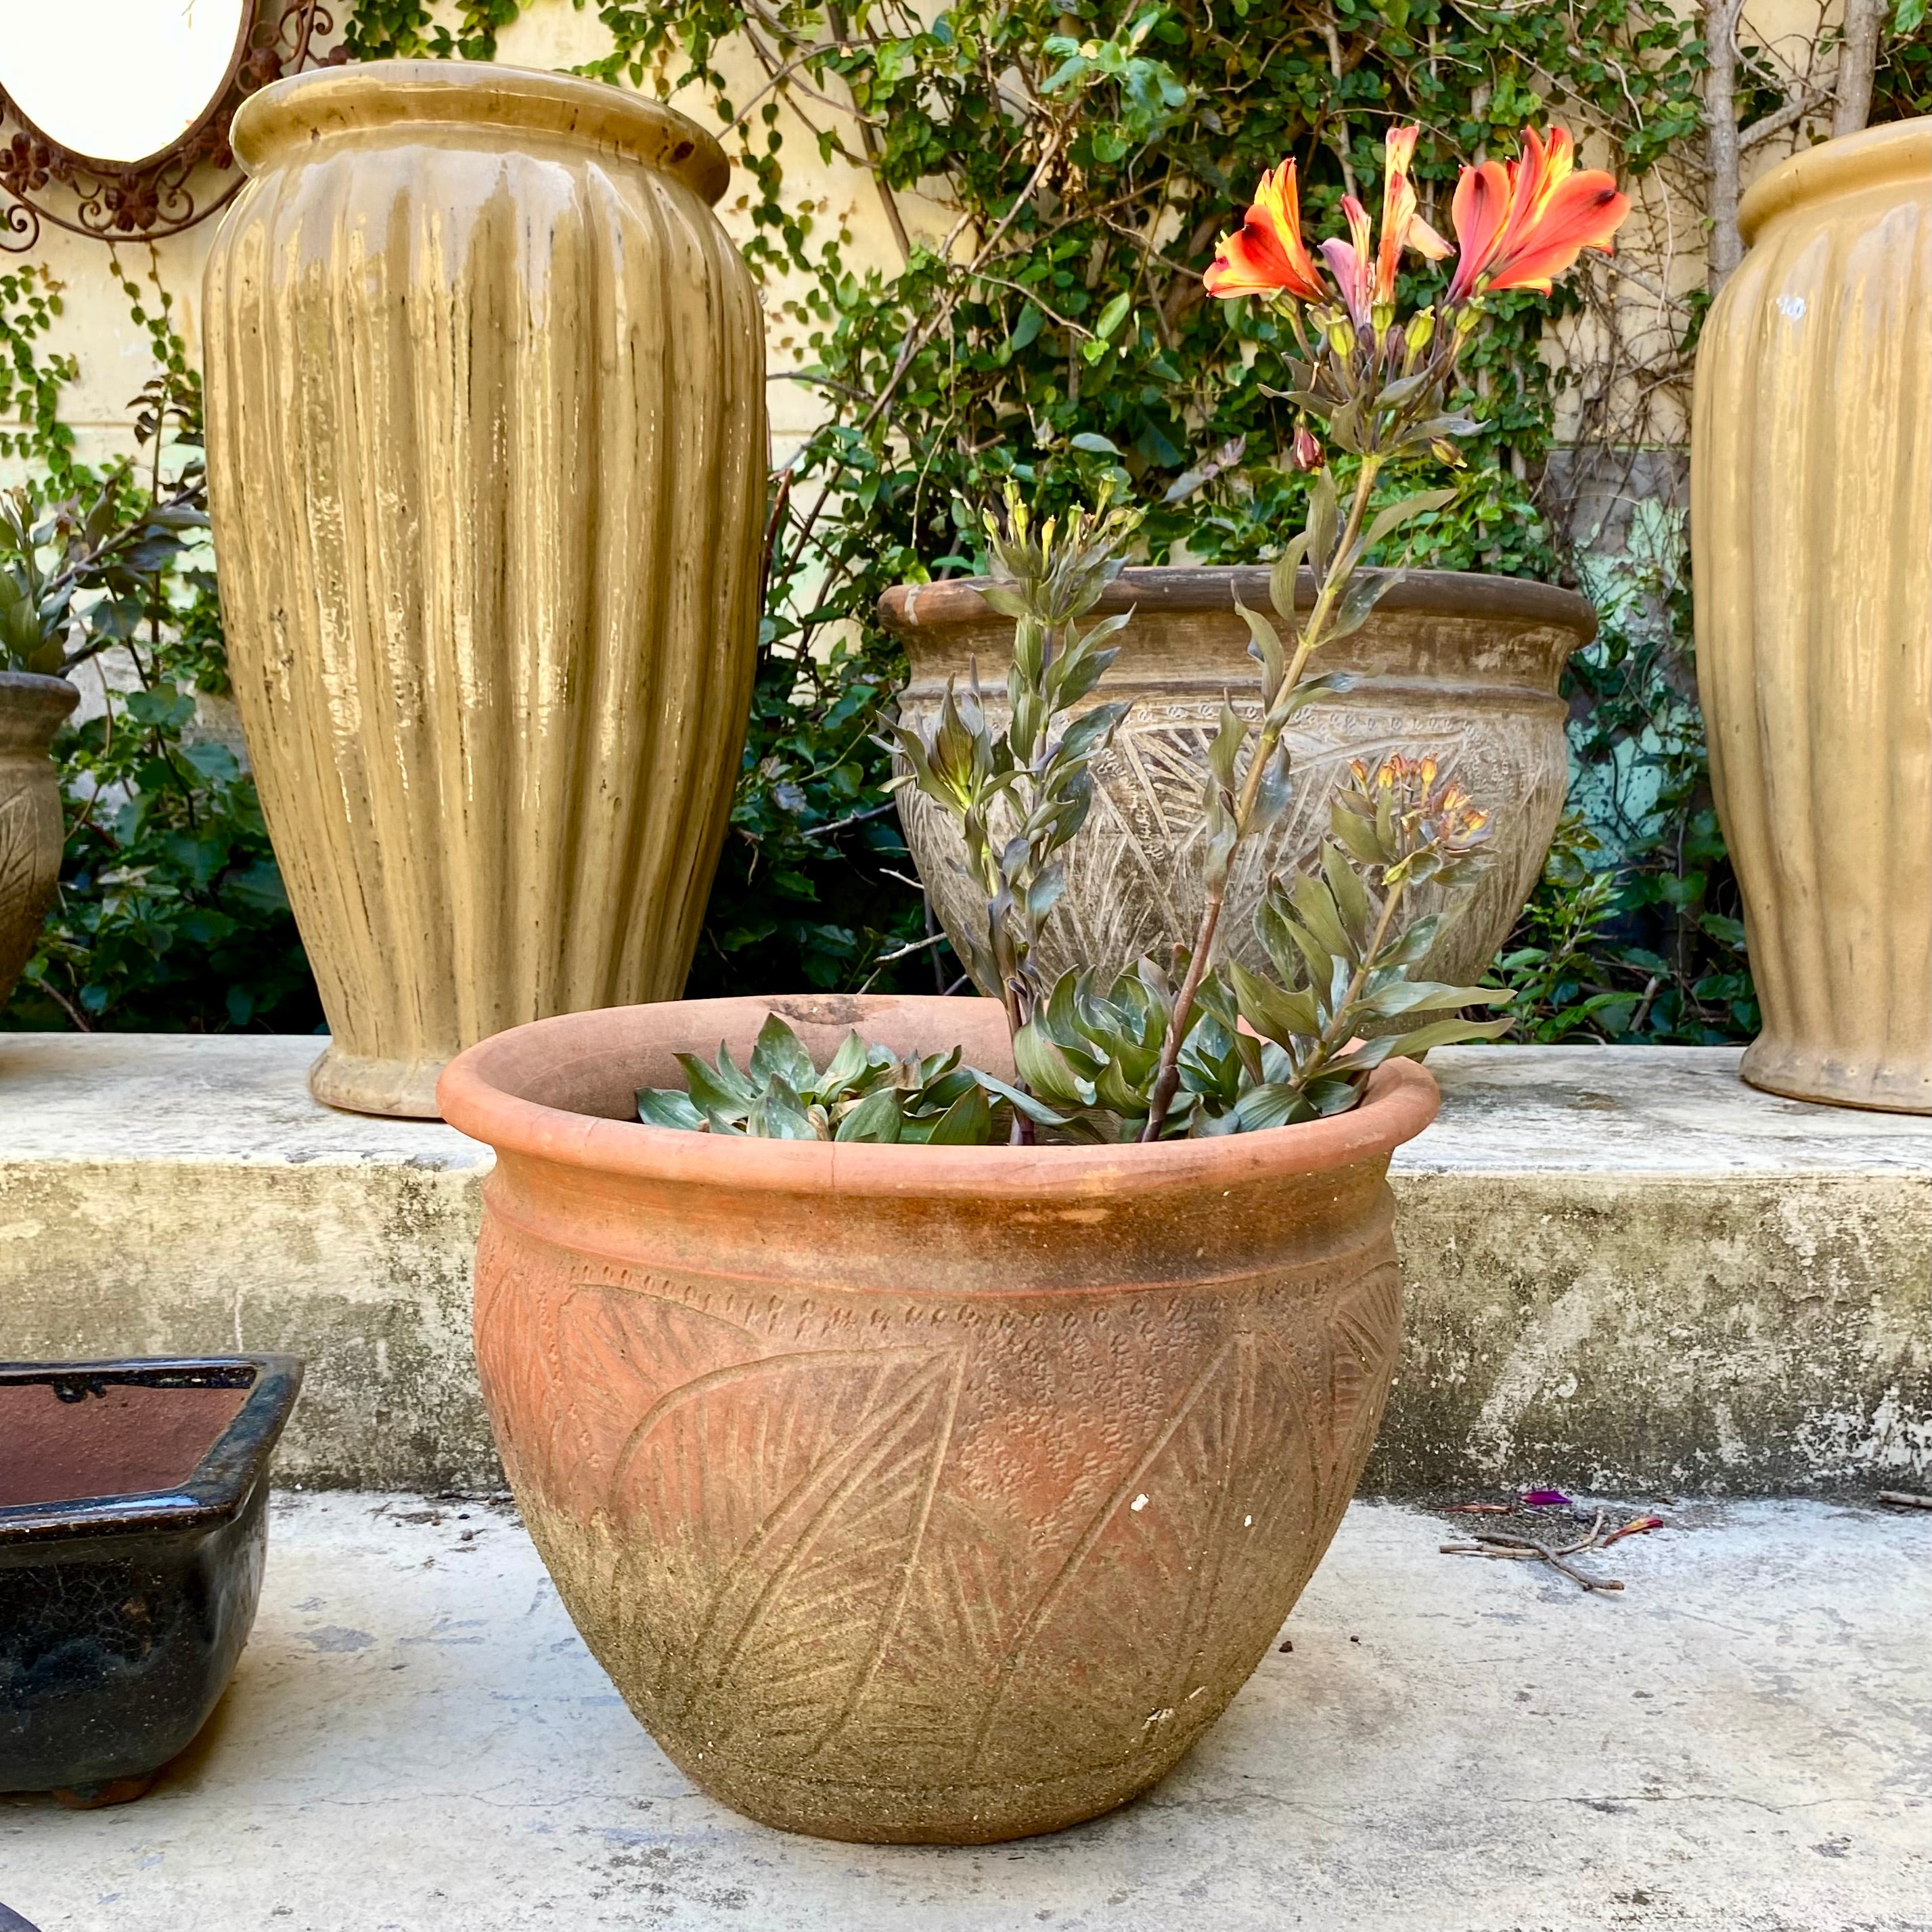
(880, 566, 1594, 995)
(438, 993, 1439, 1844)
(203, 63, 767, 1118)
(0, 673, 77, 1010)
(1692, 118, 1931, 1113)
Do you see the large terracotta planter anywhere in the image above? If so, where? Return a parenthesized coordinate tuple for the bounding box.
(0, 673, 78, 1010)
(203, 63, 767, 1118)
(437, 994, 1439, 1844)
(881, 566, 1594, 993)
(1692, 118, 1931, 1113)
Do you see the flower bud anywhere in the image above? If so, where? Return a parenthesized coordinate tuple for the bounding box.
(1326, 319, 1355, 361)
(1429, 438, 1467, 470)
(1290, 425, 1322, 472)
(1405, 309, 1436, 359)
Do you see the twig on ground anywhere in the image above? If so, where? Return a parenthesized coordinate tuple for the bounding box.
(1439, 1505, 1668, 1593)
(1877, 1491, 1932, 1510)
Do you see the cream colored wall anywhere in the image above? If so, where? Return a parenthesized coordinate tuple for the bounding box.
(7, 0, 1845, 477)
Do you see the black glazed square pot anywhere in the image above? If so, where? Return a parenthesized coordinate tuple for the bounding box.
(0, 1355, 302, 1805)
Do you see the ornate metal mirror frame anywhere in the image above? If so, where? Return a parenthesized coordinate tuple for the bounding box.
(0, 1, 334, 253)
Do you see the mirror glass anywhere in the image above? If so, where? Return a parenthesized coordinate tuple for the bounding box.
(0, 0, 252, 169)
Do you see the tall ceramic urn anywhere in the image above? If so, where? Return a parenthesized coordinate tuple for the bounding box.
(204, 63, 766, 1117)
(1692, 119, 1931, 1113)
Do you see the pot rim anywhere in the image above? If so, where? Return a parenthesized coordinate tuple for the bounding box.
(878, 564, 1597, 644)
(436, 995, 1441, 1200)
(1740, 116, 1931, 246)
(0, 1353, 304, 1548)
(0, 669, 80, 748)
(230, 59, 731, 208)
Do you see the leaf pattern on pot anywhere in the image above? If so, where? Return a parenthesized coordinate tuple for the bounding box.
(470, 1238, 761, 1504)
(964, 1328, 1320, 1783)
(1251, 1257, 1401, 1507)
(900, 696, 1560, 996)
(1320, 1259, 1403, 1491)
(606, 1343, 966, 1765)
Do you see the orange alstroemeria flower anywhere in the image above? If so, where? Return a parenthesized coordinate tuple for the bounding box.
(1376, 125, 1452, 305)
(1318, 194, 1376, 328)
(1448, 126, 1630, 301)
(1317, 125, 1451, 326)
(1203, 158, 1326, 302)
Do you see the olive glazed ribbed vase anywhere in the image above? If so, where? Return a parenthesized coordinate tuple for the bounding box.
(1692, 118, 1931, 1113)
(203, 62, 766, 1117)
(437, 995, 1440, 1845)
(882, 567, 1595, 996)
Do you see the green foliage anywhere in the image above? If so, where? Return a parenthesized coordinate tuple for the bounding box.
(0, 478, 211, 677)
(340, 0, 523, 58)
(881, 484, 1139, 1023)
(1014, 771, 1513, 1140)
(1876, 1, 1932, 119)
(0, 265, 78, 489)
(565, 0, 1707, 995)
(0, 259, 317, 1035)
(637, 1010, 1059, 1141)
(1502, 506, 1757, 1046)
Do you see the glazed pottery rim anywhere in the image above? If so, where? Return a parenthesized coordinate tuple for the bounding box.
(230, 59, 732, 208)
(0, 1355, 304, 1548)
(1739, 114, 1930, 245)
(878, 564, 1598, 644)
(436, 995, 1440, 1198)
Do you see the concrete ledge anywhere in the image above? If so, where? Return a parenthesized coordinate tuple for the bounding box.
(0, 1034, 1925, 1493)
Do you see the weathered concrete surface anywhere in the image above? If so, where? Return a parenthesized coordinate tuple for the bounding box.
(0, 1034, 1925, 1492)
(2, 1493, 1925, 1932)
(1378, 1045, 1932, 1494)
(0, 1033, 489, 1487)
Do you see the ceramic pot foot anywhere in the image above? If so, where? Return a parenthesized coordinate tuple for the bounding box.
(308, 1044, 447, 1119)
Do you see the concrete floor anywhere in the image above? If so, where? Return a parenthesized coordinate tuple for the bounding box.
(3, 1496, 1925, 1932)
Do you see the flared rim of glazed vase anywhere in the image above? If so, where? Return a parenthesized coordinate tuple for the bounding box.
(1740, 114, 1931, 246)
(229, 58, 732, 206)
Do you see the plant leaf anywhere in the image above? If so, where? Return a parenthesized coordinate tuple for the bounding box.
(925, 1083, 995, 1144)
(1357, 488, 1456, 561)
(1328, 568, 1406, 644)
(835, 1087, 904, 1142)
(750, 1013, 817, 1094)
(635, 1087, 707, 1131)
(1233, 599, 1285, 706)
(1385, 1014, 1517, 1056)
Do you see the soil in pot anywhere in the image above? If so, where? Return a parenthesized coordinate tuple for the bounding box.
(439, 994, 1439, 1845)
